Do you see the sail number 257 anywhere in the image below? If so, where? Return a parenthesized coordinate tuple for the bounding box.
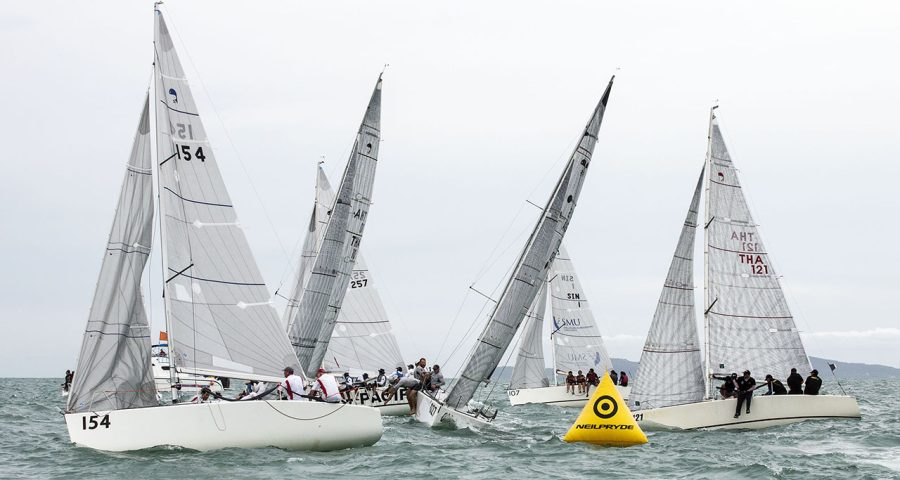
(82, 414, 111, 430)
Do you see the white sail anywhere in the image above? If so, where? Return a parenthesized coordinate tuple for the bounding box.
(704, 109, 809, 391)
(153, 10, 300, 379)
(67, 95, 158, 413)
(290, 76, 383, 376)
(285, 165, 404, 373)
(281, 166, 329, 329)
(630, 169, 706, 410)
(549, 244, 612, 377)
(508, 283, 550, 389)
(443, 77, 615, 410)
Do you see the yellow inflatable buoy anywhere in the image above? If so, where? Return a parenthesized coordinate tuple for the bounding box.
(563, 372, 648, 446)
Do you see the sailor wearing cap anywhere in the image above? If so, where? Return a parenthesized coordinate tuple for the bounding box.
(308, 368, 343, 403)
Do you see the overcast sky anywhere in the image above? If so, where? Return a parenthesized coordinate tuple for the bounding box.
(1, 1, 898, 377)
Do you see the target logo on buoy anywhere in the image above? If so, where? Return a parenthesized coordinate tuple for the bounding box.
(592, 395, 618, 419)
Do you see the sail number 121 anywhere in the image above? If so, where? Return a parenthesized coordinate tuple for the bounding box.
(82, 414, 110, 430)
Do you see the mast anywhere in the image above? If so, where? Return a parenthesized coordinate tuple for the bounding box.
(703, 105, 716, 399)
(151, 4, 179, 401)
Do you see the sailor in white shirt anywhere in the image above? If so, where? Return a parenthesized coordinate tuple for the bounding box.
(280, 367, 307, 401)
(189, 387, 216, 404)
(308, 368, 343, 403)
(238, 380, 268, 400)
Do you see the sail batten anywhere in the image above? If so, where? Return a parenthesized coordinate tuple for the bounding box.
(67, 94, 158, 413)
(630, 169, 706, 410)
(704, 111, 809, 394)
(443, 77, 615, 409)
(153, 9, 300, 380)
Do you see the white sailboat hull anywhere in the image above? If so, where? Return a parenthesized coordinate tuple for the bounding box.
(342, 386, 411, 416)
(414, 391, 492, 429)
(65, 400, 382, 452)
(507, 384, 631, 407)
(634, 394, 860, 431)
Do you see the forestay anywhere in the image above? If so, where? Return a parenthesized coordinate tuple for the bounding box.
(153, 10, 299, 380)
(67, 96, 158, 413)
(290, 76, 383, 376)
(549, 244, 612, 377)
(508, 282, 550, 389)
(630, 170, 706, 410)
(704, 109, 809, 392)
(285, 165, 404, 373)
(443, 77, 615, 410)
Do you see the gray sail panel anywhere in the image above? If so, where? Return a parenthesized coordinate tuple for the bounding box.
(508, 283, 549, 389)
(443, 77, 614, 410)
(705, 112, 809, 386)
(282, 167, 330, 329)
(292, 76, 383, 377)
(153, 10, 300, 379)
(68, 95, 158, 413)
(630, 170, 706, 410)
(549, 244, 612, 377)
(324, 255, 406, 372)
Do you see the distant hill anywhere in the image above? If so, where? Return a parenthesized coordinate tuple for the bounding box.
(810, 356, 900, 379)
(492, 357, 900, 382)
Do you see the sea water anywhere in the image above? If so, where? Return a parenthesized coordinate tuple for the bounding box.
(2, 378, 898, 479)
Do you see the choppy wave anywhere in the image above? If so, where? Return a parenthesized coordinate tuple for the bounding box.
(2, 378, 897, 479)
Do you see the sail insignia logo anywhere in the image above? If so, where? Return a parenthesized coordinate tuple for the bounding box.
(168, 88, 179, 104)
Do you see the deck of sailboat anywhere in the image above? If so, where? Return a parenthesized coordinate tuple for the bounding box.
(507, 384, 631, 407)
(634, 394, 861, 431)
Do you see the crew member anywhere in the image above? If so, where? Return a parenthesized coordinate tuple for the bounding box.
(734, 370, 756, 418)
(760, 374, 787, 395)
(619, 371, 629, 387)
(280, 366, 307, 401)
(308, 368, 342, 403)
(427, 365, 445, 393)
(190, 387, 215, 404)
(712, 373, 738, 399)
(585, 368, 599, 387)
(804, 370, 822, 395)
(237, 380, 268, 400)
(787, 368, 804, 394)
(565, 371, 576, 394)
(609, 370, 619, 385)
(576, 370, 586, 394)
(376, 368, 388, 387)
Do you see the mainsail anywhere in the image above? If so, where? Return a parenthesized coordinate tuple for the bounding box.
(67, 96, 158, 413)
(549, 244, 612, 377)
(442, 77, 615, 410)
(629, 170, 706, 410)
(289, 76, 383, 376)
(704, 108, 809, 392)
(153, 9, 299, 380)
(285, 165, 404, 373)
(508, 283, 550, 389)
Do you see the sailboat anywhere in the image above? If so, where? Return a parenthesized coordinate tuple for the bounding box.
(283, 164, 408, 415)
(286, 74, 384, 382)
(506, 244, 627, 407)
(63, 5, 382, 452)
(628, 107, 860, 430)
(415, 77, 615, 429)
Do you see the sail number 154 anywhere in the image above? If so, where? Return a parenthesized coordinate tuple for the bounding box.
(82, 414, 110, 430)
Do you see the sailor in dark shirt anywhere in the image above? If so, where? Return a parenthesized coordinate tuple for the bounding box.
(761, 374, 787, 395)
(712, 373, 738, 399)
(734, 370, 756, 418)
(787, 368, 804, 394)
(804, 370, 822, 395)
